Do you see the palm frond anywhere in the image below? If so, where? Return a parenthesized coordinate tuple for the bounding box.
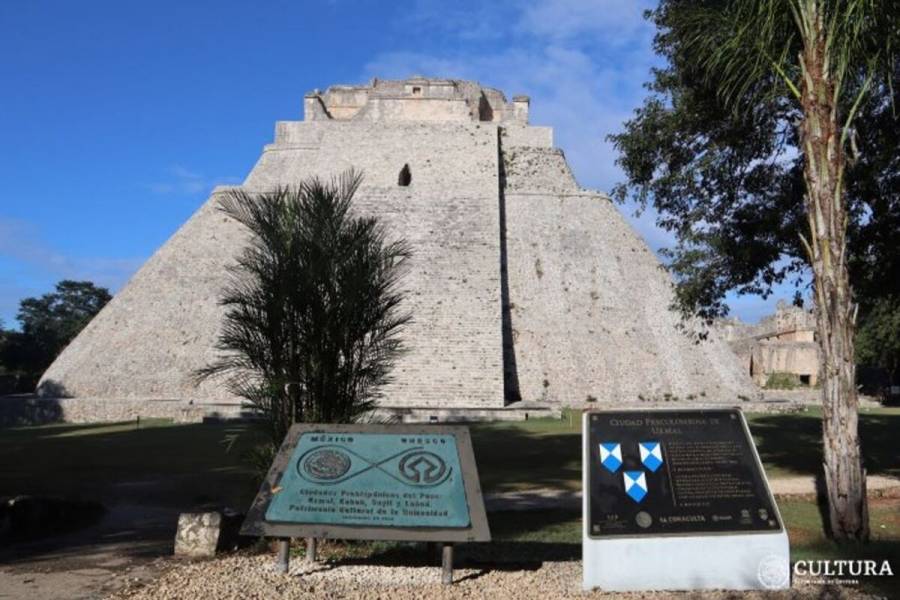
(195, 169, 411, 445)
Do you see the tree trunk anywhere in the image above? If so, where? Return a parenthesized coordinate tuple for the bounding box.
(798, 10, 869, 542)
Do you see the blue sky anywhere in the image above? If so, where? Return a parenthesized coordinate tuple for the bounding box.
(0, 0, 796, 327)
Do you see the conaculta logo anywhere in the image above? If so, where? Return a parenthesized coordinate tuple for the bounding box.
(757, 555, 790, 590)
(793, 560, 894, 578)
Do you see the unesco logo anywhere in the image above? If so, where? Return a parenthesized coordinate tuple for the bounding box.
(398, 451, 447, 485)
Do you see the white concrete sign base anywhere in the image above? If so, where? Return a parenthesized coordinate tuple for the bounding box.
(582, 411, 790, 592)
(582, 525, 790, 591)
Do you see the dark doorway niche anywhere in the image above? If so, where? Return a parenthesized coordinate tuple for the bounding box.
(398, 164, 411, 186)
(478, 94, 494, 121)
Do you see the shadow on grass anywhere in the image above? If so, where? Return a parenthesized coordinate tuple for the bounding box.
(0, 503, 180, 566)
(749, 411, 900, 478)
(470, 410, 900, 494)
(0, 421, 143, 440)
(0, 420, 266, 562)
(470, 426, 580, 493)
(308, 509, 582, 575)
(0, 420, 264, 509)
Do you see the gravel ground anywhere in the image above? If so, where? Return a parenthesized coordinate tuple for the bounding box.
(108, 553, 880, 600)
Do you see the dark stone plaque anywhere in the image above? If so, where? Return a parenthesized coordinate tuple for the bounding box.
(587, 409, 782, 538)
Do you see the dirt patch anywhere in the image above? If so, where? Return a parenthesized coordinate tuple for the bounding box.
(0, 504, 178, 600)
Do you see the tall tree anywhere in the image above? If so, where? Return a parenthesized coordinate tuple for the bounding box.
(196, 170, 411, 448)
(1, 281, 111, 380)
(612, 1, 899, 541)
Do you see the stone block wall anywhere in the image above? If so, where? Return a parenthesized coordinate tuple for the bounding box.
(36, 78, 757, 422)
(499, 135, 757, 404)
(40, 119, 507, 410)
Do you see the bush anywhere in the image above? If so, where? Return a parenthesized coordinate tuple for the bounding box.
(196, 170, 411, 448)
(764, 372, 802, 390)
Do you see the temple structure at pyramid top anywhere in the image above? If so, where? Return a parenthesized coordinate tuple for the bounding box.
(38, 77, 757, 423)
(303, 77, 531, 123)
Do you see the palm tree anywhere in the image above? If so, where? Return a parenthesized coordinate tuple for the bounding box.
(670, 0, 898, 541)
(196, 170, 411, 448)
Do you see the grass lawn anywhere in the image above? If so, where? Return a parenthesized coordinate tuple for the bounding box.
(0, 419, 265, 508)
(1, 408, 897, 594)
(471, 406, 900, 491)
(1, 406, 897, 503)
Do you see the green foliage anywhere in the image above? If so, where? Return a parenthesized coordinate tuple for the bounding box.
(244, 442, 278, 484)
(857, 296, 900, 382)
(609, 1, 900, 321)
(764, 371, 802, 389)
(0, 280, 111, 392)
(196, 170, 411, 448)
(17, 280, 111, 344)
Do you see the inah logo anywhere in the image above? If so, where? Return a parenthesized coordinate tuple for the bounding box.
(757, 554, 790, 589)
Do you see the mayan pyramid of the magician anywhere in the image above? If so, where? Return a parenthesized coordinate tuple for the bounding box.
(38, 77, 756, 422)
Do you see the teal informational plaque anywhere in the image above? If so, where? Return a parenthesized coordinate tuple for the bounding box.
(265, 431, 471, 529)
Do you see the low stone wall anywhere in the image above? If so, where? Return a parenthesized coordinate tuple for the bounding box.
(0, 396, 558, 427)
(373, 403, 561, 423)
(573, 398, 807, 414)
(0, 396, 246, 427)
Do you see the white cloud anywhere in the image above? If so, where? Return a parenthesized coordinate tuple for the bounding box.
(0, 218, 142, 297)
(517, 0, 654, 43)
(149, 165, 239, 196)
(363, 45, 644, 193)
(395, 0, 516, 42)
(364, 0, 783, 323)
(365, 0, 663, 235)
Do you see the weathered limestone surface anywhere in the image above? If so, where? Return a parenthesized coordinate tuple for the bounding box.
(500, 141, 751, 403)
(38, 77, 755, 419)
(174, 512, 222, 558)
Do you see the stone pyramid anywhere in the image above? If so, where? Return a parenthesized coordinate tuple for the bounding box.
(38, 77, 756, 421)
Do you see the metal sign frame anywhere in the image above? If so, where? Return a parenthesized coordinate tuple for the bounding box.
(241, 423, 491, 543)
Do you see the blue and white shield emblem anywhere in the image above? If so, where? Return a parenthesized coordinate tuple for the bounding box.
(639, 441, 663, 472)
(623, 471, 648, 502)
(598, 442, 622, 473)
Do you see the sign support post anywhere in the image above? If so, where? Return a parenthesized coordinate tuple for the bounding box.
(441, 543, 454, 585)
(276, 539, 290, 574)
(306, 537, 317, 563)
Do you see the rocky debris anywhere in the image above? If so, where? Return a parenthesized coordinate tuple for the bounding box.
(0, 495, 105, 542)
(173, 509, 243, 559)
(108, 552, 878, 599)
